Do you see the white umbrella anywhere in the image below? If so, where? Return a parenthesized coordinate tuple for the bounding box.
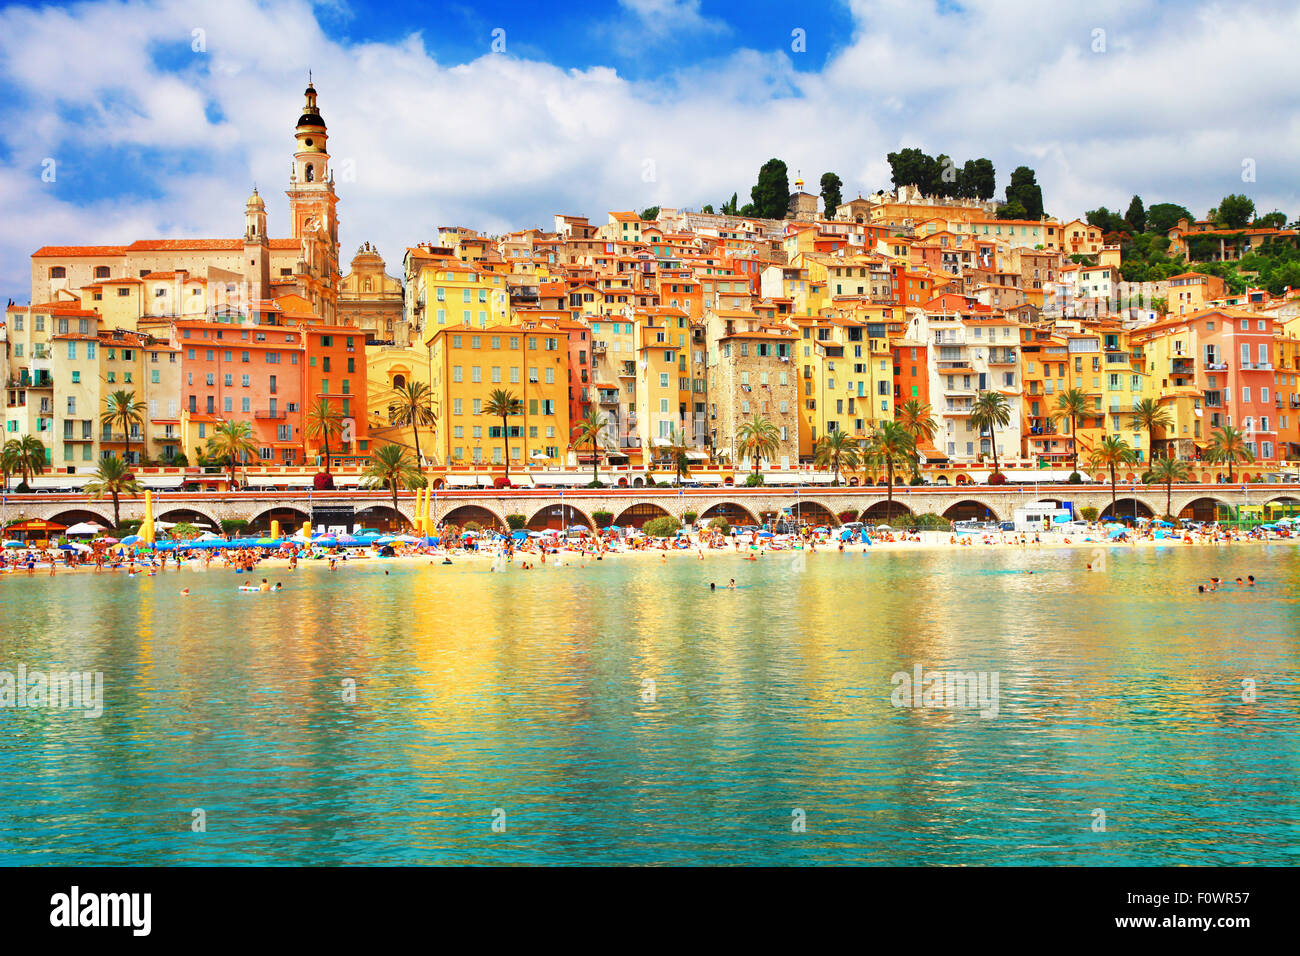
(65, 521, 107, 536)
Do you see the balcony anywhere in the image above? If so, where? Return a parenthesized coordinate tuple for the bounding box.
(591, 341, 607, 354)
(1205, 360, 1228, 371)
(1170, 358, 1195, 375)
(987, 349, 1018, 364)
(152, 429, 181, 442)
(1105, 351, 1129, 365)
(254, 410, 287, 420)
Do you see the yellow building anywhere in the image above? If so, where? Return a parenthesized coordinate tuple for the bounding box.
(414, 262, 510, 337)
(427, 324, 570, 469)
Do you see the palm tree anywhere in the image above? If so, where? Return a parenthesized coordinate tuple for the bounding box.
(4, 436, 46, 490)
(0, 441, 18, 492)
(101, 390, 146, 465)
(361, 443, 424, 529)
(571, 408, 609, 484)
(736, 415, 780, 480)
(663, 424, 692, 486)
(85, 455, 142, 529)
(483, 388, 523, 480)
(969, 390, 1012, 479)
(813, 428, 861, 486)
(305, 398, 344, 475)
(1131, 397, 1173, 462)
(864, 420, 915, 510)
(1205, 424, 1255, 482)
(390, 380, 436, 471)
(204, 419, 258, 487)
(1053, 388, 1090, 474)
(1144, 455, 1192, 520)
(1088, 434, 1137, 518)
(896, 398, 937, 479)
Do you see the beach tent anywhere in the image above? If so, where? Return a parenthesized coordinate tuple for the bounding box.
(65, 521, 107, 536)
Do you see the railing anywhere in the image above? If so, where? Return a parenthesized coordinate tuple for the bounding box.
(254, 410, 287, 420)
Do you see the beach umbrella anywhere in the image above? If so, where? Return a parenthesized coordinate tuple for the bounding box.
(1155, 520, 1174, 528)
(1108, 527, 1128, 538)
(756, 531, 774, 538)
(312, 533, 338, 544)
(462, 530, 480, 539)
(393, 534, 420, 543)
(97, 536, 119, 545)
(71, 542, 93, 552)
(196, 531, 222, 541)
(3, 540, 22, 548)
(511, 530, 528, 541)
(279, 540, 298, 549)
(354, 528, 383, 536)
(255, 537, 280, 547)
(336, 534, 366, 547)
(57, 543, 78, 551)
(121, 534, 142, 545)
(374, 535, 398, 545)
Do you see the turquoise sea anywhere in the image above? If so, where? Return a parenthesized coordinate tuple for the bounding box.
(1, 544, 1298, 865)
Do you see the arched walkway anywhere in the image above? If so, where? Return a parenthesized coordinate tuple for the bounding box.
(790, 500, 839, 526)
(526, 503, 594, 531)
(439, 505, 502, 531)
(700, 502, 760, 526)
(353, 504, 405, 533)
(247, 506, 311, 535)
(1100, 497, 1155, 521)
(1264, 495, 1300, 519)
(156, 507, 221, 530)
(861, 500, 914, 522)
(1176, 496, 1229, 523)
(48, 508, 114, 529)
(614, 502, 670, 529)
(943, 499, 1001, 522)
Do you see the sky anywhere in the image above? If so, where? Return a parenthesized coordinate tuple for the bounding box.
(1, 0, 1298, 305)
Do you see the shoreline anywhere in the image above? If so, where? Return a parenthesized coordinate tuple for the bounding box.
(3, 529, 1296, 577)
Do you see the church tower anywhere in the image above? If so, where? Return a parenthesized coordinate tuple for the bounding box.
(286, 79, 340, 323)
(243, 187, 271, 305)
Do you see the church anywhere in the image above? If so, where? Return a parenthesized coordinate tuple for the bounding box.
(29, 81, 344, 331)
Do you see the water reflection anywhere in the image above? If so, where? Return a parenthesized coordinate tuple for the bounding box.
(1, 544, 1297, 865)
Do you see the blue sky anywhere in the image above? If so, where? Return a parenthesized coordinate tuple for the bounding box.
(1, 0, 1298, 306)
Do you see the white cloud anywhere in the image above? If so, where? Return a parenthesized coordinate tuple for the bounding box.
(0, 0, 1297, 303)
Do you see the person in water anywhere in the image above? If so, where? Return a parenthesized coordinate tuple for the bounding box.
(259, 578, 271, 592)
(727, 578, 736, 589)
(274, 582, 283, 591)
(1248, 575, 1255, 586)
(710, 582, 716, 591)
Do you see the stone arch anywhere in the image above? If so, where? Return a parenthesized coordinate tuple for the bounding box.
(525, 502, 595, 531)
(614, 502, 670, 528)
(1264, 495, 1300, 519)
(353, 504, 406, 533)
(47, 507, 114, 529)
(942, 499, 1002, 521)
(699, 501, 760, 526)
(439, 505, 503, 531)
(1099, 497, 1156, 521)
(247, 506, 311, 535)
(156, 507, 221, 530)
(1174, 495, 1231, 523)
(790, 500, 839, 526)
(861, 500, 914, 522)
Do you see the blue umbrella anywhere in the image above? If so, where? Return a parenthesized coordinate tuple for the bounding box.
(756, 531, 774, 538)
(1108, 527, 1128, 538)
(57, 543, 78, 550)
(121, 534, 142, 545)
(154, 541, 178, 551)
(336, 534, 366, 547)
(375, 535, 398, 545)
(511, 530, 529, 541)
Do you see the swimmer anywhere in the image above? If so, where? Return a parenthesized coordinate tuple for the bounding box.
(727, 578, 736, 590)
(710, 582, 716, 591)
(1248, 575, 1255, 586)
(1235, 577, 1244, 585)
(1197, 584, 1206, 593)
(259, 578, 270, 592)
(180, 588, 190, 596)
(274, 582, 283, 591)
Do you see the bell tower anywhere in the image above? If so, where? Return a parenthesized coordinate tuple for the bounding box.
(286, 78, 340, 322)
(243, 186, 271, 304)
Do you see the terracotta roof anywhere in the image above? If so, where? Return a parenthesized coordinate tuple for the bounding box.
(31, 245, 127, 257)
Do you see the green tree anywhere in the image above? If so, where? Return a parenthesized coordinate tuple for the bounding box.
(813, 429, 861, 486)
(1146, 202, 1193, 233)
(1130, 397, 1172, 461)
(969, 391, 1012, 478)
(819, 172, 843, 217)
(895, 398, 937, 478)
(701, 204, 714, 214)
(4, 435, 46, 490)
(205, 419, 258, 487)
(1256, 210, 1288, 229)
(1053, 388, 1090, 474)
(1089, 435, 1137, 517)
(570, 408, 609, 484)
(864, 420, 914, 510)
(1214, 194, 1255, 229)
(639, 206, 659, 221)
(720, 192, 739, 216)
(1144, 456, 1192, 519)
(390, 380, 435, 471)
(1125, 195, 1147, 233)
(736, 415, 780, 479)
(751, 158, 790, 220)
(484, 388, 523, 480)
(84, 455, 141, 529)
(361, 443, 424, 529)
(643, 515, 682, 538)
(996, 199, 1028, 220)
(305, 398, 344, 475)
(1005, 165, 1043, 219)
(664, 425, 692, 486)
(101, 389, 146, 465)
(887, 148, 939, 194)
(1205, 425, 1255, 482)
(960, 158, 996, 200)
